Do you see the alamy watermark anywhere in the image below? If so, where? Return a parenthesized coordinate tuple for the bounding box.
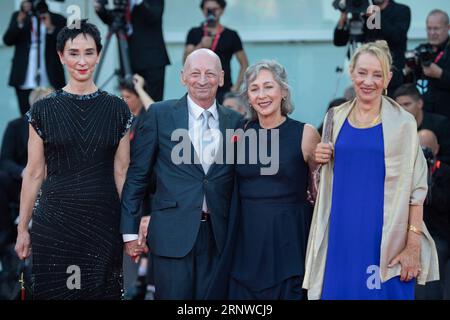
(171, 128, 280, 176)
(366, 265, 382, 290)
(66, 265, 81, 290)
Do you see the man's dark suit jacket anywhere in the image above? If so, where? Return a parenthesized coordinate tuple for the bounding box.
(121, 94, 242, 258)
(0, 117, 28, 180)
(418, 111, 450, 165)
(3, 11, 66, 89)
(96, 0, 170, 71)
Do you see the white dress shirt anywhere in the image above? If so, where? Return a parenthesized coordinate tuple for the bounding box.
(21, 16, 50, 89)
(122, 95, 220, 243)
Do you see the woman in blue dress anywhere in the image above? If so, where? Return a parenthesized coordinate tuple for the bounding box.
(228, 60, 321, 300)
(303, 41, 440, 300)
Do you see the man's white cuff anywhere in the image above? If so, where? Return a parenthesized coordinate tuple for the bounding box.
(123, 234, 139, 242)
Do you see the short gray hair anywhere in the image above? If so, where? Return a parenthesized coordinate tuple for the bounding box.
(240, 60, 294, 120)
(427, 9, 450, 25)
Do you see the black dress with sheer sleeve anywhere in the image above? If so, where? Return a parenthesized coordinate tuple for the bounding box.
(26, 89, 133, 299)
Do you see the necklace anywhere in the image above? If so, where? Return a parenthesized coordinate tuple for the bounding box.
(350, 108, 381, 128)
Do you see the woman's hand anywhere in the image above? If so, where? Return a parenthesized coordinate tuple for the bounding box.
(388, 244, 421, 282)
(315, 142, 334, 164)
(15, 229, 31, 260)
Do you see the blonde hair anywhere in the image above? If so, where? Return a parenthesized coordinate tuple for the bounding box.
(29, 87, 54, 106)
(349, 40, 393, 90)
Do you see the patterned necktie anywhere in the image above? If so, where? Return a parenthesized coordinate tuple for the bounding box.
(200, 110, 215, 173)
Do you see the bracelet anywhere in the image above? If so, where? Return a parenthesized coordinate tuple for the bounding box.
(408, 224, 423, 236)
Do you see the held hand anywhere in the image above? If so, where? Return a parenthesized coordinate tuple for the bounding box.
(422, 63, 443, 79)
(388, 244, 421, 282)
(124, 240, 149, 263)
(15, 230, 31, 260)
(315, 142, 334, 164)
(200, 36, 213, 49)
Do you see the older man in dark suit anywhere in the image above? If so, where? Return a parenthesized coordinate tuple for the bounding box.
(121, 49, 241, 299)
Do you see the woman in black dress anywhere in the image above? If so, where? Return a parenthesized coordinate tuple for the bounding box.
(14, 21, 138, 299)
(228, 61, 320, 300)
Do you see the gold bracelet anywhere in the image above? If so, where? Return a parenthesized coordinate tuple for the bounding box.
(408, 224, 423, 236)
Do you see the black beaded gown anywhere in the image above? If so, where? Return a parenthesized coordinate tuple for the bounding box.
(26, 89, 133, 299)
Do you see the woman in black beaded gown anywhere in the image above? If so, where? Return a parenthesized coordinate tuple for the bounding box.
(14, 22, 138, 299)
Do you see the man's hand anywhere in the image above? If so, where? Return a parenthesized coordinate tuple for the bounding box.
(423, 63, 443, 79)
(124, 239, 149, 263)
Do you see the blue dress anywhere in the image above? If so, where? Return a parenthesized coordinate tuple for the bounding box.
(229, 117, 312, 299)
(321, 119, 415, 300)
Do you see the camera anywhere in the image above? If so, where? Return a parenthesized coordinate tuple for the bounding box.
(332, 0, 387, 14)
(205, 8, 217, 29)
(405, 44, 435, 82)
(333, 0, 370, 15)
(405, 44, 435, 69)
(97, 0, 129, 33)
(332, 0, 373, 43)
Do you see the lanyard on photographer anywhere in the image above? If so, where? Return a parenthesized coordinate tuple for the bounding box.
(203, 24, 223, 52)
(434, 51, 444, 64)
(434, 38, 450, 64)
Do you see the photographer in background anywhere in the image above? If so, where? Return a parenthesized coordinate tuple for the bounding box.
(334, 0, 410, 95)
(408, 10, 450, 120)
(183, 0, 248, 103)
(2, 0, 65, 115)
(394, 84, 450, 164)
(95, 0, 170, 101)
(416, 130, 450, 300)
